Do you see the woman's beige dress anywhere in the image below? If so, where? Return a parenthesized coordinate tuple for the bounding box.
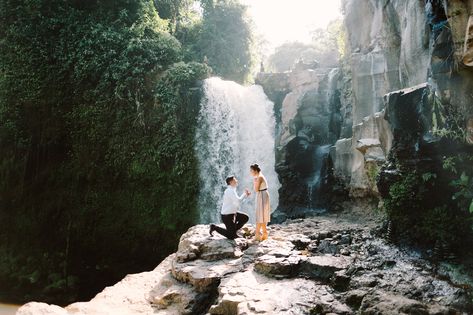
(255, 176, 271, 223)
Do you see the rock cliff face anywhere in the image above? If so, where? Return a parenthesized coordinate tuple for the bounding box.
(17, 213, 473, 315)
(256, 67, 346, 217)
(334, 0, 473, 198)
(258, 0, 473, 208)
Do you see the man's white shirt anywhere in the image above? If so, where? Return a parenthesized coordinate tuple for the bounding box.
(221, 186, 246, 215)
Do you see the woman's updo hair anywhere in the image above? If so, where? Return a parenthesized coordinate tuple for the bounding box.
(250, 163, 261, 173)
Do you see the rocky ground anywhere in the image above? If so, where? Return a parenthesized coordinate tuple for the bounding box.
(17, 211, 473, 315)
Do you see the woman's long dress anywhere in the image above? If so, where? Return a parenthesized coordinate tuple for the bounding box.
(255, 176, 271, 223)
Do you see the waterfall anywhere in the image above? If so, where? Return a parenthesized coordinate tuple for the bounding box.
(195, 77, 281, 224)
(307, 144, 331, 209)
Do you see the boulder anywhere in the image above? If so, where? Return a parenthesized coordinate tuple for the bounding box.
(16, 302, 67, 315)
(16, 217, 470, 315)
(153, 290, 183, 309)
(244, 238, 295, 258)
(254, 254, 301, 278)
(171, 258, 243, 292)
(175, 225, 247, 262)
(317, 238, 339, 255)
(301, 255, 352, 281)
(199, 238, 246, 261)
(344, 289, 369, 309)
(286, 233, 311, 249)
(332, 270, 351, 291)
(149, 272, 196, 313)
(359, 292, 449, 315)
(210, 270, 351, 315)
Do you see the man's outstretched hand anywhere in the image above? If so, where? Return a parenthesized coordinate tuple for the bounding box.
(244, 188, 251, 196)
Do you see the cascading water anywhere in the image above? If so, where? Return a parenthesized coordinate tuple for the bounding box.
(195, 77, 281, 224)
(307, 144, 331, 209)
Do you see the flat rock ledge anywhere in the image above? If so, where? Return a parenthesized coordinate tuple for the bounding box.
(17, 217, 473, 315)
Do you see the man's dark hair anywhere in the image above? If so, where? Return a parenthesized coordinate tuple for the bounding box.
(225, 175, 235, 185)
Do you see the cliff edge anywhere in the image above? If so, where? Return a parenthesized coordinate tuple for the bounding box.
(17, 213, 472, 314)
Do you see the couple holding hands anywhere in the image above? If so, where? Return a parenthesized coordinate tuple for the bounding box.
(209, 163, 271, 241)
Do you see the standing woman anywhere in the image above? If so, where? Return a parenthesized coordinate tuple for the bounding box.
(250, 163, 270, 241)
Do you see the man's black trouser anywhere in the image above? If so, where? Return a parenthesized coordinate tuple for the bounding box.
(213, 212, 249, 239)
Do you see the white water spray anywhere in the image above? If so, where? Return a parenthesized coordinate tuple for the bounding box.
(195, 77, 280, 224)
(307, 144, 331, 209)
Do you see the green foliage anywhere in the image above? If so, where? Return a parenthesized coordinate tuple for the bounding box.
(366, 162, 379, 192)
(420, 205, 458, 243)
(267, 18, 345, 72)
(267, 42, 319, 72)
(384, 172, 434, 241)
(331, 19, 348, 59)
(429, 92, 467, 141)
(188, 0, 255, 83)
(382, 88, 473, 248)
(159, 0, 256, 83)
(154, 0, 200, 34)
(384, 173, 424, 217)
(0, 0, 212, 304)
(422, 172, 437, 182)
(443, 154, 473, 218)
(310, 18, 345, 62)
(384, 163, 473, 247)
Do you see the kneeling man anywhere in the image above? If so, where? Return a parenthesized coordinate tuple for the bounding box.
(209, 175, 250, 239)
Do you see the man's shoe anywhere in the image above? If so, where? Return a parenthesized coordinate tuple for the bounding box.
(209, 224, 215, 236)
